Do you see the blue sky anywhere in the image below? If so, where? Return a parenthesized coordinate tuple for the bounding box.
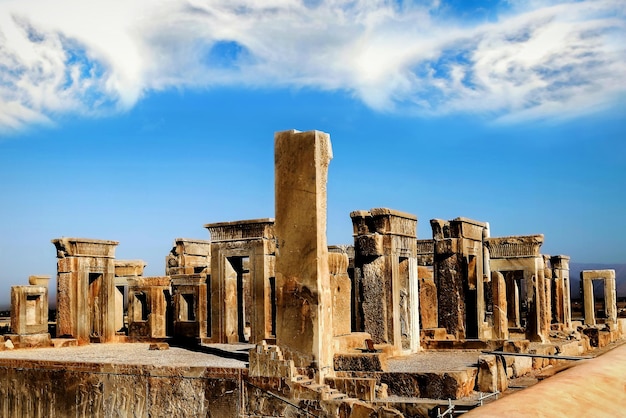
(0, 0, 625, 307)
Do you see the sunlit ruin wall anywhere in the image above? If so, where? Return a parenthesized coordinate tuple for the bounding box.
(0, 128, 624, 417)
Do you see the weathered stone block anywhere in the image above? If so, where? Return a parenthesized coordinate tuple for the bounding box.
(477, 354, 508, 393)
(334, 353, 387, 372)
(325, 377, 376, 401)
(355, 234, 384, 256)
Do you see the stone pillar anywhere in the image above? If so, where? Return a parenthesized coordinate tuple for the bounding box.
(541, 255, 552, 334)
(582, 273, 596, 326)
(431, 217, 487, 340)
(605, 274, 617, 325)
(351, 208, 419, 354)
(329, 252, 351, 337)
(491, 271, 508, 340)
(274, 129, 333, 377)
(551, 255, 571, 329)
(52, 238, 119, 343)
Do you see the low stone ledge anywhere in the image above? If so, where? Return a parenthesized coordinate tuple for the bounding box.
(325, 377, 377, 401)
(334, 353, 387, 372)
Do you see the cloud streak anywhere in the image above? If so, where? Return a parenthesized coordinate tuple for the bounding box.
(0, 0, 624, 132)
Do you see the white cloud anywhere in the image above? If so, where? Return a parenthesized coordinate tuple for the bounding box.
(0, 0, 624, 132)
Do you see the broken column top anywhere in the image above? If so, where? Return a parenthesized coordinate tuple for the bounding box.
(28, 275, 50, 287)
(170, 238, 211, 256)
(51, 237, 119, 258)
(350, 207, 417, 237)
(485, 235, 544, 258)
(204, 218, 275, 242)
(430, 217, 488, 241)
(115, 260, 147, 277)
(550, 255, 570, 269)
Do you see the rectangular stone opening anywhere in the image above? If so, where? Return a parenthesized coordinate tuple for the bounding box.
(26, 294, 40, 326)
(133, 293, 148, 321)
(88, 273, 103, 337)
(269, 276, 277, 337)
(592, 281, 607, 322)
(180, 294, 196, 321)
(225, 256, 252, 342)
(504, 271, 527, 330)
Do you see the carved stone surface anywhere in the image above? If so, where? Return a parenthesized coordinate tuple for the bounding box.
(204, 219, 276, 344)
(0, 358, 242, 417)
(352, 208, 419, 354)
(52, 238, 119, 343)
(431, 218, 489, 340)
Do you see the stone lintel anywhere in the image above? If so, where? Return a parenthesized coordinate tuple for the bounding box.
(205, 218, 275, 242)
(451, 217, 488, 228)
(416, 239, 434, 255)
(115, 277, 130, 287)
(170, 274, 207, 286)
(28, 275, 50, 287)
(52, 237, 119, 258)
(485, 235, 544, 258)
(12, 285, 47, 294)
(370, 207, 417, 220)
(581, 269, 615, 281)
(449, 218, 488, 241)
(129, 276, 172, 287)
(115, 260, 146, 277)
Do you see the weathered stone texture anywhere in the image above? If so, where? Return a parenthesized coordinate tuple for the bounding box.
(52, 238, 119, 343)
(477, 354, 508, 393)
(0, 359, 242, 417)
(205, 218, 276, 344)
(274, 129, 333, 374)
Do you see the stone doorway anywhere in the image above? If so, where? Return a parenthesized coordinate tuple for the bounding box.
(504, 271, 528, 333)
(225, 256, 252, 343)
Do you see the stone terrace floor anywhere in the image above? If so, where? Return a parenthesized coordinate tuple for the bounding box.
(0, 342, 248, 368)
(386, 350, 481, 373)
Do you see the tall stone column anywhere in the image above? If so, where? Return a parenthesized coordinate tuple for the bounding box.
(274, 130, 333, 378)
(551, 255, 571, 328)
(582, 274, 596, 325)
(492, 271, 508, 340)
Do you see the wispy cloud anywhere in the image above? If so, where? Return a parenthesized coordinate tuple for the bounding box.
(0, 0, 624, 132)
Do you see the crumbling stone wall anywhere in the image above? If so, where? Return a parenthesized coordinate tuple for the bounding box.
(0, 359, 242, 417)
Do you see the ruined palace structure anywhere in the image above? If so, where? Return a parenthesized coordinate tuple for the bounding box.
(1, 129, 623, 417)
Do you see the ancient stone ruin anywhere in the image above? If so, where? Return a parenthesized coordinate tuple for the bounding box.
(0, 129, 624, 417)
